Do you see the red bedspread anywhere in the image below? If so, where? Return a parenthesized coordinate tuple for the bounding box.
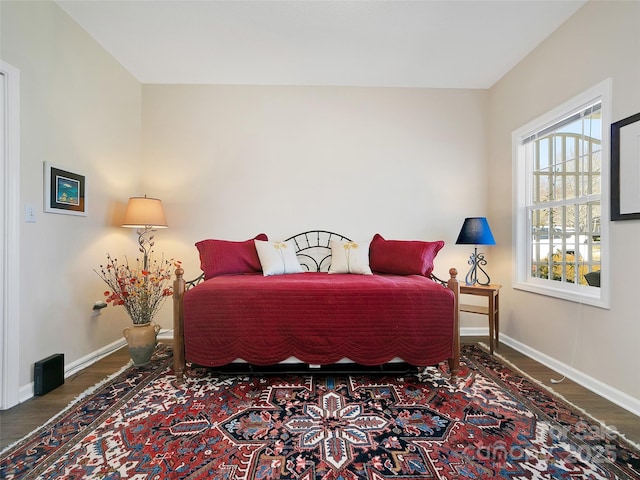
(183, 272, 455, 367)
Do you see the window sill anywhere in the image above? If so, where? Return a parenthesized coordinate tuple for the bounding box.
(512, 281, 609, 309)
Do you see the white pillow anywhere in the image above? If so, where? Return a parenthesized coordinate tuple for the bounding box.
(328, 240, 372, 275)
(254, 240, 304, 276)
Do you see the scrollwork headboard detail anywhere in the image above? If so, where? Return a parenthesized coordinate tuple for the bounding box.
(284, 230, 351, 272)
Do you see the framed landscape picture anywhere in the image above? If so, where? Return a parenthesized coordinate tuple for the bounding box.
(44, 162, 87, 216)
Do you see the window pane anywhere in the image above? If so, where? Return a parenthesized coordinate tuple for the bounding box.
(580, 149, 601, 196)
(527, 102, 601, 288)
(532, 167, 551, 204)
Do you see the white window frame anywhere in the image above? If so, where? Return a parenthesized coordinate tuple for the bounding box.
(512, 79, 611, 309)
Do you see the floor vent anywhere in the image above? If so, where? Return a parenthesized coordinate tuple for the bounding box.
(34, 353, 64, 396)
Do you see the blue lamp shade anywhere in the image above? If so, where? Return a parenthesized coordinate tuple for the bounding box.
(456, 217, 495, 286)
(455, 217, 496, 246)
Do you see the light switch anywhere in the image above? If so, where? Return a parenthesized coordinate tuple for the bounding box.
(25, 205, 36, 223)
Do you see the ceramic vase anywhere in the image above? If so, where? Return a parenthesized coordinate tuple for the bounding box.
(123, 322, 160, 366)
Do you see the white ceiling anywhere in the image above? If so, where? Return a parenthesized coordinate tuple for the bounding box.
(55, 0, 586, 89)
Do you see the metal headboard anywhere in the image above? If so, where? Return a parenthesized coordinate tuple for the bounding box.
(284, 230, 351, 272)
(185, 230, 351, 289)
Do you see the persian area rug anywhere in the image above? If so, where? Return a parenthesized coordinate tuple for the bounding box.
(1, 345, 639, 480)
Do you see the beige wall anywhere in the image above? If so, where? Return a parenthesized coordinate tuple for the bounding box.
(1, 1, 142, 390)
(489, 0, 640, 408)
(2, 1, 491, 395)
(141, 85, 490, 322)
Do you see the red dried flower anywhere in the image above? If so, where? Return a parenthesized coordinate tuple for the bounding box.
(95, 253, 178, 325)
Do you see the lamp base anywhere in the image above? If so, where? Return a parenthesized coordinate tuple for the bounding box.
(465, 248, 491, 286)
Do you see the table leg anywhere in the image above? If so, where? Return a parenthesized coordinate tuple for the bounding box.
(488, 294, 496, 354)
(494, 292, 499, 350)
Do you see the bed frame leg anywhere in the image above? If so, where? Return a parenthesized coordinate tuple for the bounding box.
(447, 268, 460, 378)
(173, 266, 186, 382)
(448, 358, 459, 378)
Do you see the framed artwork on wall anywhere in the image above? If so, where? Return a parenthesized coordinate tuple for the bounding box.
(44, 162, 87, 216)
(611, 112, 640, 221)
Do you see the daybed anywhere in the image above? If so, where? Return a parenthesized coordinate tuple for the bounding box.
(172, 230, 460, 380)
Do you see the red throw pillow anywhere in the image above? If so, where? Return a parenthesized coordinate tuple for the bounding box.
(196, 234, 268, 279)
(369, 233, 444, 277)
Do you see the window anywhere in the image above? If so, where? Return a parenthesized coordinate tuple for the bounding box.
(513, 80, 610, 308)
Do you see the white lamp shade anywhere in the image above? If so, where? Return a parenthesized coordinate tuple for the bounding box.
(122, 196, 168, 228)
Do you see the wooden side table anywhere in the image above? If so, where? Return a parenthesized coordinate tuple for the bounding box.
(459, 284, 502, 354)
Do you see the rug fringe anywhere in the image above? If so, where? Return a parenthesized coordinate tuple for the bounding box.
(474, 342, 640, 452)
(0, 360, 132, 456)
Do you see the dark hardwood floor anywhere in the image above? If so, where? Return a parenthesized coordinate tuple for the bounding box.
(464, 336, 640, 449)
(0, 344, 134, 451)
(1, 337, 639, 452)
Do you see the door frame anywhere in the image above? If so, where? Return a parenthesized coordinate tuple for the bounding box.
(1, 59, 21, 409)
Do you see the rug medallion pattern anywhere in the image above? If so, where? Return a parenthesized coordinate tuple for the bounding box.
(1, 345, 638, 479)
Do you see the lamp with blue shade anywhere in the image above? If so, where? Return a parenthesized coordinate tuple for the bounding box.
(456, 217, 496, 286)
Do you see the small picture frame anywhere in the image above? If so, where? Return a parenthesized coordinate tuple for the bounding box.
(44, 162, 87, 216)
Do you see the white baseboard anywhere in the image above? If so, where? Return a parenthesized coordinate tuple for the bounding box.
(501, 334, 640, 418)
(462, 328, 640, 418)
(18, 337, 129, 404)
(460, 327, 489, 337)
(157, 328, 174, 340)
